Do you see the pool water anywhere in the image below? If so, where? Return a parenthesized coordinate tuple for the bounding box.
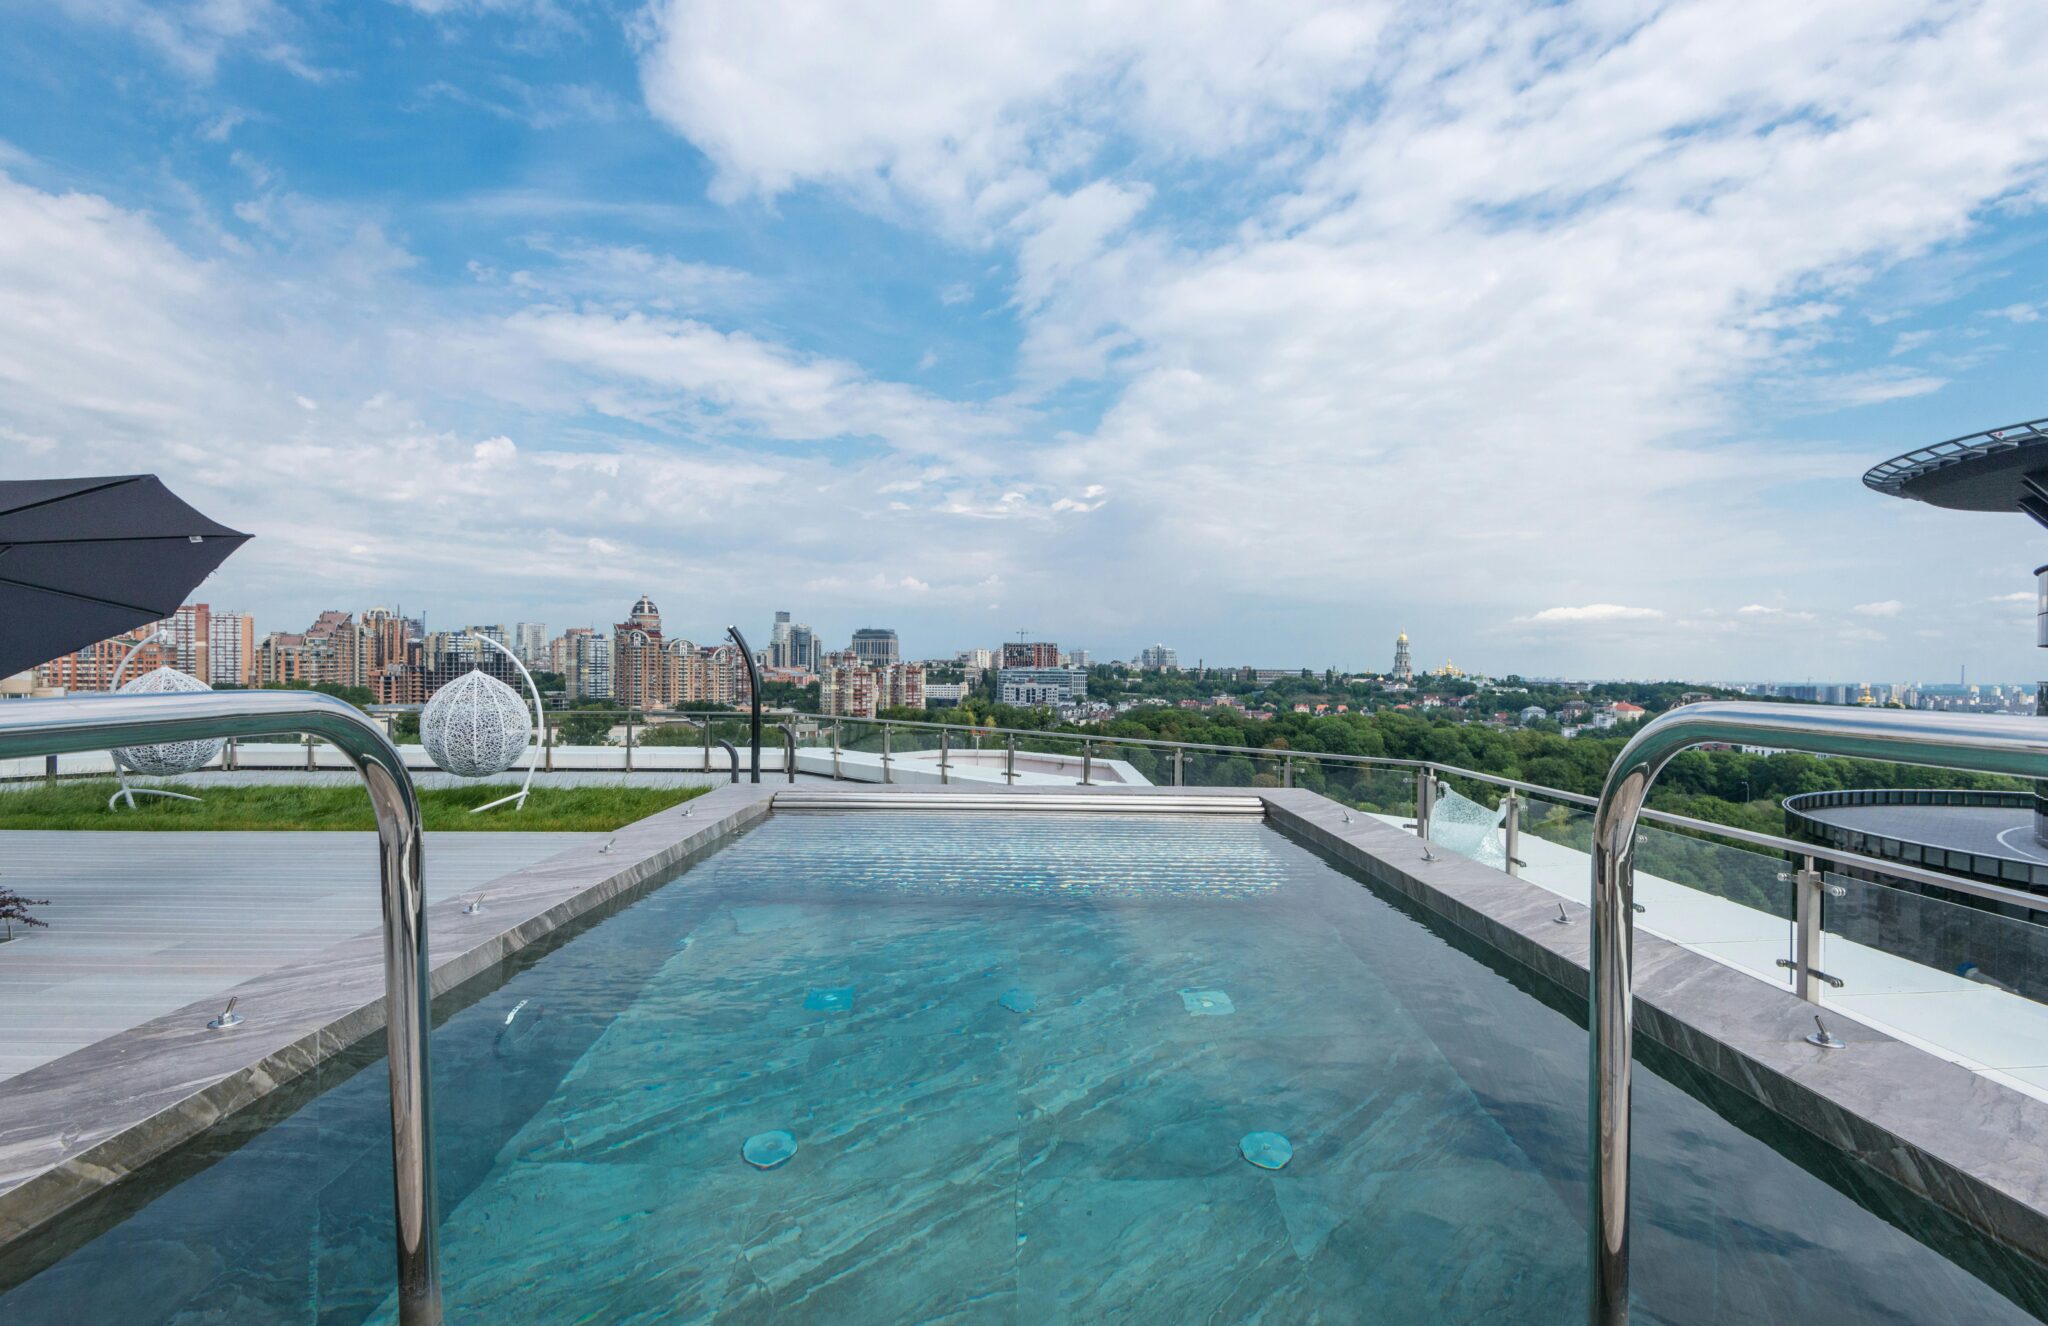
(1, 813, 2042, 1323)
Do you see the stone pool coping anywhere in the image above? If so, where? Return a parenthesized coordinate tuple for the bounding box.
(1254, 787, 2048, 1271)
(0, 782, 776, 1247)
(4, 778, 2045, 1278)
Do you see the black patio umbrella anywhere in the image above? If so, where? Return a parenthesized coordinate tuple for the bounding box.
(0, 475, 251, 680)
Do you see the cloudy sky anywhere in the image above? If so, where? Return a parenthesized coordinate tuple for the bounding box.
(6, 1, 2048, 681)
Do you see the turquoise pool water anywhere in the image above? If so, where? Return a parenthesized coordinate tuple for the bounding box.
(1, 813, 2042, 1323)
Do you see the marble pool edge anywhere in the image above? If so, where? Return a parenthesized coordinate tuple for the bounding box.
(0, 782, 776, 1248)
(1256, 787, 2048, 1273)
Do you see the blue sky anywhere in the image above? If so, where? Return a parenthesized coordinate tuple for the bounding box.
(6, 1, 2048, 681)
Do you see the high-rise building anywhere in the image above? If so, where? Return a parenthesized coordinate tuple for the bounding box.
(206, 609, 256, 687)
(613, 595, 668, 711)
(36, 624, 175, 691)
(551, 627, 612, 701)
(821, 659, 879, 718)
(304, 611, 369, 688)
(255, 632, 311, 686)
(1002, 640, 1060, 668)
(850, 628, 900, 667)
(767, 612, 821, 673)
(515, 622, 547, 665)
(164, 603, 210, 681)
(1393, 631, 1413, 682)
(1068, 649, 1092, 670)
(1139, 644, 1178, 672)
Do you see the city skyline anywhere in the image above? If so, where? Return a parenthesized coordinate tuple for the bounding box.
(5, 5, 2048, 679)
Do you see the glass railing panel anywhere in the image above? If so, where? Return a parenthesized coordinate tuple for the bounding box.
(1821, 871, 2048, 1083)
(1629, 824, 1793, 989)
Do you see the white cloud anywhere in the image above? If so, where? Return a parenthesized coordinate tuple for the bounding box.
(1987, 301, 2044, 323)
(1988, 591, 2035, 603)
(55, 0, 319, 80)
(1853, 599, 1904, 617)
(1518, 605, 1665, 625)
(1738, 604, 1818, 622)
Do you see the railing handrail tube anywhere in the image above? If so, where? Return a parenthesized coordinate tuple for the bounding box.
(0, 691, 440, 1324)
(1585, 701, 2048, 1326)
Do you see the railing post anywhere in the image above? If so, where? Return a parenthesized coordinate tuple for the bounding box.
(702, 719, 710, 773)
(832, 720, 843, 780)
(1283, 754, 1294, 789)
(1006, 736, 1017, 786)
(1794, 854, 1824, 1003)
(1414, 765, 1435, 840)
(624, 713, 635, 772)
(882, 724, 893, 784)
(305, 735, 316, 771)
(940, 729, 950, 784)
(1172, 747, 1184, 787)
(1503, 792, 1522, 877)
(1082, 738, 1093, 786)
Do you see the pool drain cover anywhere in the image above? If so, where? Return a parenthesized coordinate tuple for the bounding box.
(803, 986, 856, 1011)
(1179, 988, 1235, 1016)
(1239, 1132, 1292, 1170)
(743, 1130, 798, 1169)
(999, 988, 1037, 1014)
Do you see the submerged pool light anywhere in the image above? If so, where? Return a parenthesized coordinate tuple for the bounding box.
(1239, 1132, 1292, 1170)
(1179, 988, 1235, 1016)
(743, 1130, 798, 1169)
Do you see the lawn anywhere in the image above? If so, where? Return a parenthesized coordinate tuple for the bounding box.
(0, 780, 710, 832)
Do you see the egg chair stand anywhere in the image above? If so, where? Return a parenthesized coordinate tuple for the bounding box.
(107, 629, 204, 812)
(467, 633, 545, 815)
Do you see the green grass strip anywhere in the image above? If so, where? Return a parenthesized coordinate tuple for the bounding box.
(0, 780, 710, 832)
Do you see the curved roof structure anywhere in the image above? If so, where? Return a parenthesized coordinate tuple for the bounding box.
(1863, 416, 2048, 513)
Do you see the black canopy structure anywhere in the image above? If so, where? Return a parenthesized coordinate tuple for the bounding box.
(0, 475, 251, 680)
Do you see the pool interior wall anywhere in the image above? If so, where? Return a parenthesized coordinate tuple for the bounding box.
(0, 811, 2042, 1324)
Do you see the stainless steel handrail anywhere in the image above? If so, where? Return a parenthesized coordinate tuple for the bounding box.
(777, 723, 797, 785)
(0, 691, 440, 1325)
(1586, 701, 2048, 1326)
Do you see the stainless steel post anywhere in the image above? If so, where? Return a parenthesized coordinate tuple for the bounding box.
(1005, 736, 1017, 786)
(1283, 755, 1294, 789)
(1172, 747, 1184, 787)
(624, 713, 635, 772)
(940, 730, 950, 784)
(0, 691, 440, 1325)
(883, 725, 893, 784)
(779, 723, 797, 784)
(1793, 854, 1824, 1003)
(1415, 766, 1435, 841)
(1082, 739, 1093, 786)
(832, 720, 843, 780)
(1503, 793, 1521, 877)
(1587, 701, 2048, 1326)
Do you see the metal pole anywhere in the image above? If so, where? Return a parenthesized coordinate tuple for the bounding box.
(883, 724, 893, 784)
(726, 625, 762, 784)
(779, 723, 796, 784)
(624, 712, 634, 772)
(940, 729, 950, 784)
(0, 691, 439, 1324)
(1172, 747, 1184, 787)
(832, 719, 842, 780)
(1587, 701, 2048, 1326)
(1005, 736, 1017, 786)
(1282, 755, 1293, 789)
(1503, 793, 1522, 877)
(469, 634, 544, 814)
(1791, 854, 1826, 1003)
(1415, 766, 1435, 841)
(1082, 738, 1093, 786)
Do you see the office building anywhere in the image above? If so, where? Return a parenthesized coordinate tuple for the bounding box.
(850, 628, 900, 667)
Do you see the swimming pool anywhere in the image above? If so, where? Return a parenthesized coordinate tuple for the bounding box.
(0, 812, 2041, 1323)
